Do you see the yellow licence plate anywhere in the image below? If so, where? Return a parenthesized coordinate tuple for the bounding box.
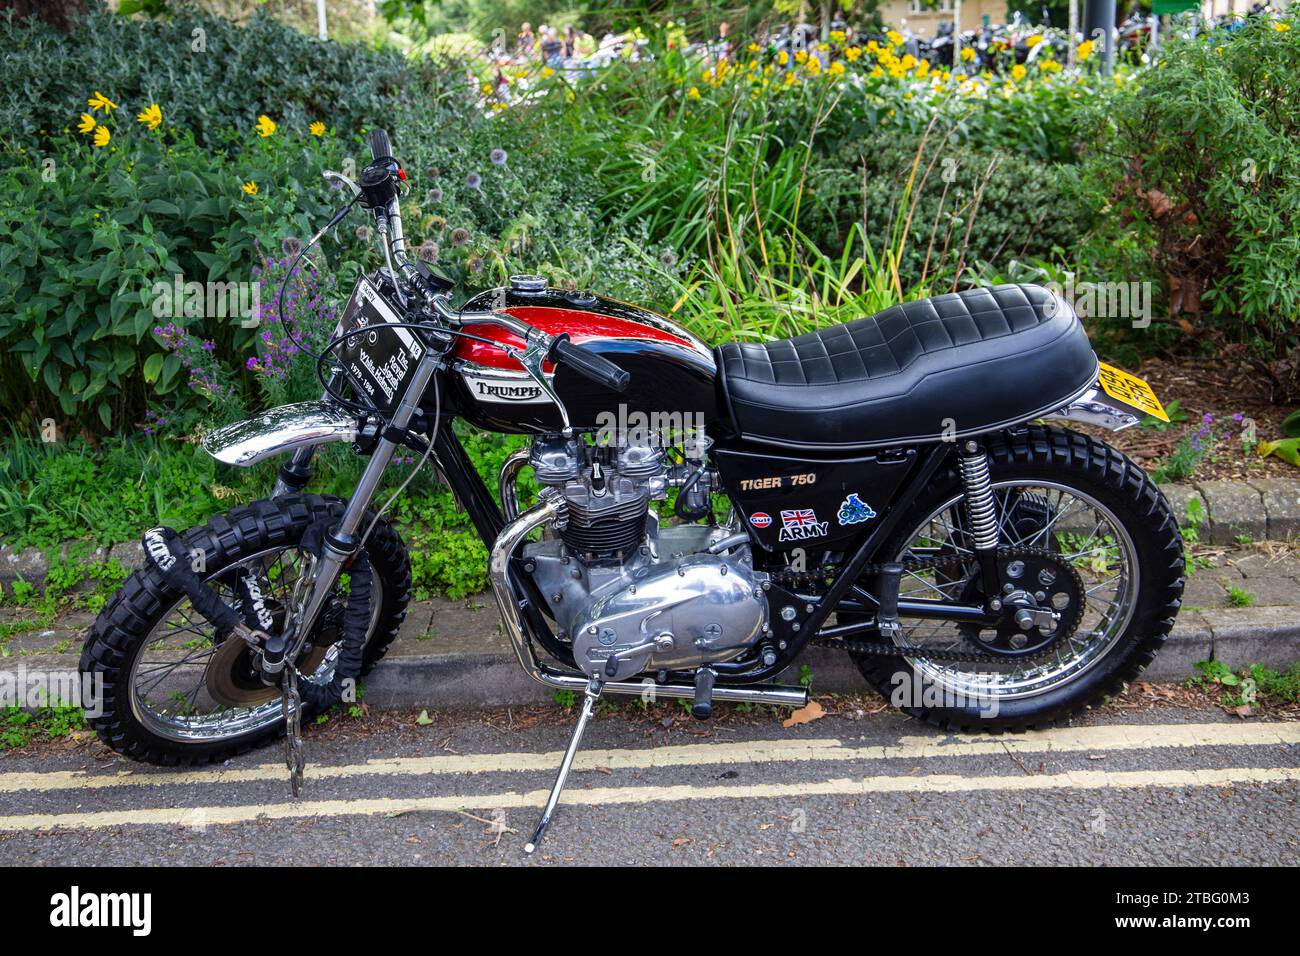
(1097, 362, 1168, 422)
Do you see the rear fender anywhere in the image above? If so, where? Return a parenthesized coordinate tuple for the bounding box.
(1046, 379, 1141, 432)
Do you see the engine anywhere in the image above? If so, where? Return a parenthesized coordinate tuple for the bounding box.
(519, 431, 772, 683)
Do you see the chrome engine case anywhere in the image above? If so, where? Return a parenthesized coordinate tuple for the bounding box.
(524, 523, 770, 682)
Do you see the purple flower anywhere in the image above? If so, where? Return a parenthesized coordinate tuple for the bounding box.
(465, 171, 482, 190)
(490, 148, 508, 166)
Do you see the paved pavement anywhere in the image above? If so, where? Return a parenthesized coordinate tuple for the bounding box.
(2, 706, 1297, 865)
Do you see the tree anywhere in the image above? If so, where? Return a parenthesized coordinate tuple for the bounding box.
(0, 0, 89, 30)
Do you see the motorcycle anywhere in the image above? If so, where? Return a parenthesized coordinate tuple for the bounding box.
(80, 129, 1185, 852)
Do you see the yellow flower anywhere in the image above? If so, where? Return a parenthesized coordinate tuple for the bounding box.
(1011, 63, 1027, 82)
(747, 42, 760, 53)
(805, 56, 821, 75)
(887, 30, 904, 48)
(77, 113, 96, 134)
(92, 125, 110, 147)
(777, 50, 789, 65)
(901, 53, 917, 70)
(1274, 22, 1290, 31)
(541, 66, 555, 78)
(242, 181, 259, 195)
(915, 58, 930, 78)
(1040, 58, 1062, 73)
(830, 30, 846, 43)
(817, 43, 829, 52)
(960, 47, 976, 62)
(87, 91, 117, 113)
(783, 71, 797, 86)
(866, 40, 880, 54)
(255, 114, 276, 138)
(1025, 34, 1043, 48)
(135, 103, 162, 130)
(844, 46, 862, 62)
(1076, 39, 1094, 61)
(828, 60, 845, 77)
(794, 49, 808, 63)
(870, 65, 884, 79)
(480, 82, 493, 95)
(687, 86, 701, 99)
(309, 120, 325, 137)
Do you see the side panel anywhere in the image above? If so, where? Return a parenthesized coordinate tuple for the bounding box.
(713, 442, 919, 552)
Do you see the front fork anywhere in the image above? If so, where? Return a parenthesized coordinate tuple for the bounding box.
(272, 355, 442, 669)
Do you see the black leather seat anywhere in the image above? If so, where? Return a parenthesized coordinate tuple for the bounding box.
(715, 284, 1097, 450)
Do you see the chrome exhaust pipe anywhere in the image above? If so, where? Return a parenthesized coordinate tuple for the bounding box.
(497, 449, 530, 522)
(488, 496, 808, 709)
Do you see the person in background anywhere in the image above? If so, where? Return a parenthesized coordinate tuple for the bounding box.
(716, 20, 732, 64)
(541, 25, 563, 65)
(517, 21, 535, 59)
(564, 24, 577, 59)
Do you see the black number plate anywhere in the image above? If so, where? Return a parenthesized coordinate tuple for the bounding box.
(337, 276, 425, 418)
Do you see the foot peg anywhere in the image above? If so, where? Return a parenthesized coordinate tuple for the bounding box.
(692, 667, 716, 720)
(876, 562, 903, 640)
(525, 678, 602, 855)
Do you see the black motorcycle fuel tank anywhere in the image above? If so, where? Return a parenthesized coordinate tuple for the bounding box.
(713, 441, 918, 552)
(449, 284, 719, 435)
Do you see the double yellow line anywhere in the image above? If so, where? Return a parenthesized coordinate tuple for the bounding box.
(1, 722, 1296, 832)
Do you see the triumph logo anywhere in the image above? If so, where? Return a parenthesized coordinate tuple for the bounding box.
(475, 380, 544, 401)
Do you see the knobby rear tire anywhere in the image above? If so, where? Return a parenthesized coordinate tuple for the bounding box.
(79, 494, 411, 765)
(851, 425, 1185, 732)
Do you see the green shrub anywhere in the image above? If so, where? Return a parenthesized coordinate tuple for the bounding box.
(0, 7, 424, 147)
(812, 132, 1092, 289)
(1077, 16, 1300, 355)
(0, 128, 368, 428)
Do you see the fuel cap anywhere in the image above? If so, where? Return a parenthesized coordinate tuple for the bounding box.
(508, 274, 547, 293)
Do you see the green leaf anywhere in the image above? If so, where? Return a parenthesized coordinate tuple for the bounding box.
(142, 353, 164, 384)
(1258, 438, 1300, 467)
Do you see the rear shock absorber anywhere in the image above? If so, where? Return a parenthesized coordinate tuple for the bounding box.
(958, 440, 1002, 607)
(958, 441, 998, 551)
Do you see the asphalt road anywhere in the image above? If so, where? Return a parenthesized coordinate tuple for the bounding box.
(1, 704, 1297, 866)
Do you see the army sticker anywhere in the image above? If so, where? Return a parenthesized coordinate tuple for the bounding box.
(778, 509, 829, 542)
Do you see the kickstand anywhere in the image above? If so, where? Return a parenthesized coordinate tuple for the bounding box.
(525, 677, 602, 855)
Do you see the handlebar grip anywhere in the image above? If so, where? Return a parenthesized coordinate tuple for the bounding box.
(370, 128, 393, 162)
(550, 335, 630, 392)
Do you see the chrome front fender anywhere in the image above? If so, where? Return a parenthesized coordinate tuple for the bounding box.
(1046, 380, 1141, 432)
(201, 401, 358, 466)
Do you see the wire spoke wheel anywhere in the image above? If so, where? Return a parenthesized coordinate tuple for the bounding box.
(847, 427, 1183, 731)
(127, 545, 385, 743)
(893, 480, 1138, 701)
(82, 495, 411, 764)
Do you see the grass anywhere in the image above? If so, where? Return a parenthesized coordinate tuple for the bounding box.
(1227, 585, 1256, 608)
(1191, 659, 1300, 709)
(0, 704, 85, 750)
(0, 424, 530, 601)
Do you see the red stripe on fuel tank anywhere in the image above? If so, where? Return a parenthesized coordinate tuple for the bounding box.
(454, 306, 697, 372)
